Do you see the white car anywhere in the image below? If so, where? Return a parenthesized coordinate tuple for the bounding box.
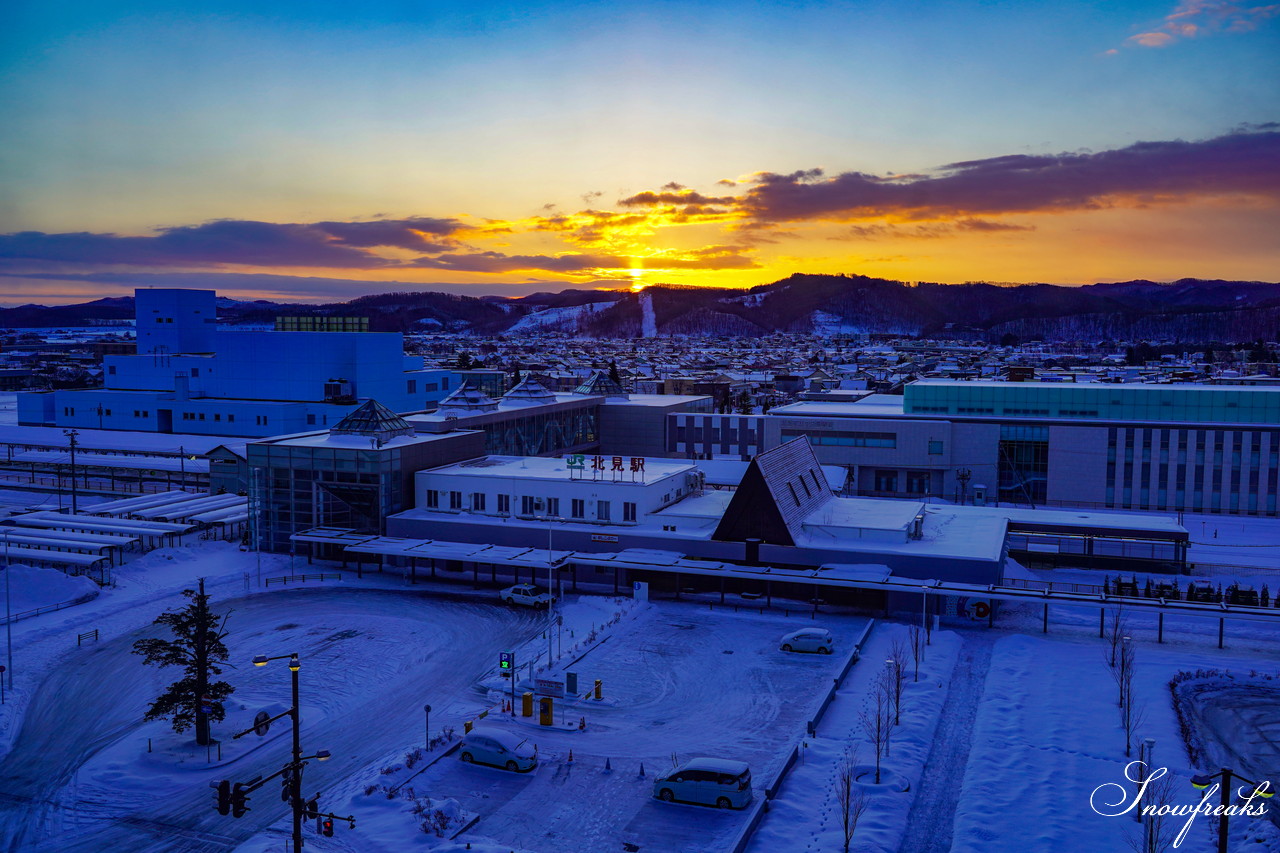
(458, 727, 537, 772)
(500, 583, 554, 608)
(780, 628, 834, 655)
(653, 758, 753, 809)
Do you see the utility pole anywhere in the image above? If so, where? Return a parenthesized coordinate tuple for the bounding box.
(64, 429, 80, 513)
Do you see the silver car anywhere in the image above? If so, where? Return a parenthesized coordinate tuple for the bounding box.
(458, 726, 537, 772)
(779, 628, 834, 654)
(653, 758, 753, 809)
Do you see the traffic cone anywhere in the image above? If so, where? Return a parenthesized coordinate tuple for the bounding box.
(639, 762, 645, 778)
(605, 757, 612, 772)
(568, 749, 574, 763)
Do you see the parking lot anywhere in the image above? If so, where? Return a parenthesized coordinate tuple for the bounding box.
(421, 602, 871, 853)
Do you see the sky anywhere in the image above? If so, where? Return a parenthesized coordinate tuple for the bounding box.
(1, 0, 1277, 304)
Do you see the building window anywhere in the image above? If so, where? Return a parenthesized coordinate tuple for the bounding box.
(472, 492, 486, 511)
(781, 429, 896, 448)
(307, 415, 316, 425)
(408, 379, 417, 394)
(571, 498, 585, 519)
(449, 491, 462, 510)
(928, 440, 943, 455)
(547, 497, 560, 517)
(228, 414, 234, 422)
(426, 490, 439, 509)
(497, 494, 510, 513)
(874, 470, 898, 493)
(598, 500, 611, 521)
(108, 365, 116, 375)
(906, 471, 932, 494)
(442, 377, 451, 390)
(522, 495, 536, 515)
(623, 502, 637, 522)
(191, 368, 200, 377)
(787, 483, 801, 507)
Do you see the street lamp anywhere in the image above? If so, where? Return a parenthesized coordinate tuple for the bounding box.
(63, 429, 80, 513)
(3, 537, 12, 693)
(1190, 767, 1275, 853)
(249, 652, 307, 853)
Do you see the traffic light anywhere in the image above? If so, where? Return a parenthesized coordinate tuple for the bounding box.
(280, 768, 293, 802)
(322, 817, 334, 837)
(305, 796, 319, 820)
(212, 780, 231, 816)
(231, 782, 250, 818)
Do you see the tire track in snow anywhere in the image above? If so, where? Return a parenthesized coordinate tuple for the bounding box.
(898, 633, 993, 853)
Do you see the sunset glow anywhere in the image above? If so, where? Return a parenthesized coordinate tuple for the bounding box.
(1, 1, 1277, 304)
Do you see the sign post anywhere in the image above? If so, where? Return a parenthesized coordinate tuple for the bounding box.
(500, 652, 515, 714)
(0, 664, 5, 704)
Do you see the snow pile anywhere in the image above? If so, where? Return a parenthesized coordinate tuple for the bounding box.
(0, 563, 98, 614)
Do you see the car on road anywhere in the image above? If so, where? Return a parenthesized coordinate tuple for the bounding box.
(500, 583, 554, 608)
(653, 758, 753, 809)
(779, 628, 834, 654)
(458, 727, 537, 772)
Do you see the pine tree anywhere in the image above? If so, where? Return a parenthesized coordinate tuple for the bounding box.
(132, 578, 234, 746)
(608, 360, 621, 385)
(456, 352, 473, 370)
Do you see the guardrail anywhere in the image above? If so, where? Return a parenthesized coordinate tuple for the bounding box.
(263, 573, 342, 587)
(0, 590, 98, 626)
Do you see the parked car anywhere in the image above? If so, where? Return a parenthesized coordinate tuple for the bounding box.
(458, 726, 537, 772)
(652, 758, 753, 809)
(499, 583, 554, 608)
(779, 628, 834, 654)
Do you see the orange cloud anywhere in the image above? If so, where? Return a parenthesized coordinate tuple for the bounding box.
(1123, 0, 1279, 48)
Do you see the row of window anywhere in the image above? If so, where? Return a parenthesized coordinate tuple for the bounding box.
(781, 429, 897, 448)
(182, 411, 238, 423)
(424, 490, 637, 521)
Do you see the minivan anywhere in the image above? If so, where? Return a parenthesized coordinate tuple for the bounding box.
(652, 758, 753, 809)
(780, 628, 834, 654)
(458, 727, 537, 772)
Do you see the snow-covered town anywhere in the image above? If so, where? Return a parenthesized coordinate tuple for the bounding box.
(4, 3, 1279, 852)
(1, 285, 1279, 853)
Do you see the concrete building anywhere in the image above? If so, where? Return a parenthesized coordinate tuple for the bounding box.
(18, 289, 460, 438)
(669, 379, 1280, 517)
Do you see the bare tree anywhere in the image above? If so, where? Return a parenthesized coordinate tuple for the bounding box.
(1115, 639, 1145, 757)
(860, 666, 894, 782)
(888, 639, 908, 725)
(908, 623, 924, 683)
(1107, 606, 1128, 668)
(1128, 770, 1178, 853)
(836, 747, 869, 852)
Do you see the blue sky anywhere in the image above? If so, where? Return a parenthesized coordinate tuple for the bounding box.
(2, 0, 1277, 301)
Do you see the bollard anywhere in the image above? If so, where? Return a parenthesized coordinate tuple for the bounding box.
(594, 679, 602, 700)
(605, 757, 612, 772)
(148, 738, 152, 753)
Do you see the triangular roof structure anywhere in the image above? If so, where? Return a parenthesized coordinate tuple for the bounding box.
(436, 383, 500, 414)
(712, 438, 833, 546)
(330, 399, 415, 441)
(502, 375, 557, 407)
(573, 369, 628, 399)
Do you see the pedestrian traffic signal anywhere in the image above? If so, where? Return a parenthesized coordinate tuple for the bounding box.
(212, 779, 231, 816)
(322, 817, 334, 837)
(231, 782, 250, 818)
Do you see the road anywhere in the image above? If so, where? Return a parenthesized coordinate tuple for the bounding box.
(0, 587, 542, 853)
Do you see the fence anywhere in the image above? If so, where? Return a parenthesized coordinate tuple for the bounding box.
(0, 591, 98, 626)
(263, 573, 342, 587)
(77, 628, 98, 646)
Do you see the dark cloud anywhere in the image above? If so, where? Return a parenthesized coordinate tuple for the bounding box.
(617, 188, 737, 208)
(833, 219, 1035, 241)
(740, 130, 1280, 222)
(411, 251, 624, 273)
(0, 217, 467, 269)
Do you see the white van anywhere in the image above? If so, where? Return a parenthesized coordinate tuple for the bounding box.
(780, 628, 834, 654)
(652, 758, 753, 809)
(458, 726, 537, 772)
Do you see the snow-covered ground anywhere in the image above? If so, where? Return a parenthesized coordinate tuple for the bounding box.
(3, 520, 1280, 853)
